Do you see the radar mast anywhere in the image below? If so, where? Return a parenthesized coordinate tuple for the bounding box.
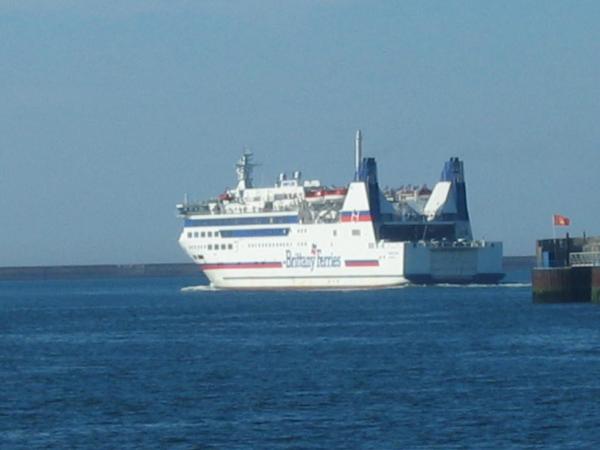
(235, 151, 255, 191)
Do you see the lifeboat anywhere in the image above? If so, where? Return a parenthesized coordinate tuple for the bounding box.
(305, 187, 348, 202)
(218, 192, 233, 202)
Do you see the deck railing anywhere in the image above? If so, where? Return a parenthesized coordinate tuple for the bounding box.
(569, 252, 600, 267)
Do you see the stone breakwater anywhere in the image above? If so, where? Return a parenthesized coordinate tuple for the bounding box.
(0, 263, 199, 281)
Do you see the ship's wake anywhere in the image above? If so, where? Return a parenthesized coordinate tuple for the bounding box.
(181, 285, 221, 293)
(180, 284, 410, 293)
(180, 282, 530, 293)
(429, 282, 531, 288)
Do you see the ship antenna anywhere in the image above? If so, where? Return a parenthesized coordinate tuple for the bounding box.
(355, 129, 362, 180)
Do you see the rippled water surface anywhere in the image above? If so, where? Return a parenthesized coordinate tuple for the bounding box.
(2, 275, 600, 449)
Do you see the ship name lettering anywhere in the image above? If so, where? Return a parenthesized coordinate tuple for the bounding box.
(284, 249, 341, 271)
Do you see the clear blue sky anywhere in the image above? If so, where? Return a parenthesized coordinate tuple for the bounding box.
(1, 0, 599, 265)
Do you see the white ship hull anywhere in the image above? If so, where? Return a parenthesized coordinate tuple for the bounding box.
(179, 215, 503, 290)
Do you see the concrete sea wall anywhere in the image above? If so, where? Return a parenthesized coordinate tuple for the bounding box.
(533, 266, 600, 303)
(593, 268, 600, 303)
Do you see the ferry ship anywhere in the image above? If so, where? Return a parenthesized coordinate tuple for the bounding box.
(177, 131, 503, 289)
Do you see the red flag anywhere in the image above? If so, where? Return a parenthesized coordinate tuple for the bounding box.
(553, 214, 570, 226)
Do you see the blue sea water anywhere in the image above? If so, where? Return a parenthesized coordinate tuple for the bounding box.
(2, 273, 600, 449)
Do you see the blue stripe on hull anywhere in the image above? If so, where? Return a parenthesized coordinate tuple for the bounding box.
(185, 215, 298, 227)
(220, 228, 290, 238)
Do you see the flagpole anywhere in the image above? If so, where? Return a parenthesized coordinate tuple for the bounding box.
(552, 215, 556, 240)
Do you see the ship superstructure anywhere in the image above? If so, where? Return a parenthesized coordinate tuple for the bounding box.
(177, 131, 503, 289)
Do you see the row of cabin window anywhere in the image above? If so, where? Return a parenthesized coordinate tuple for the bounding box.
(248, 242, 292, 249)
(202, 243, 233, 251)
(187, 229, 360, 239)
(187, 230, 219, 239)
